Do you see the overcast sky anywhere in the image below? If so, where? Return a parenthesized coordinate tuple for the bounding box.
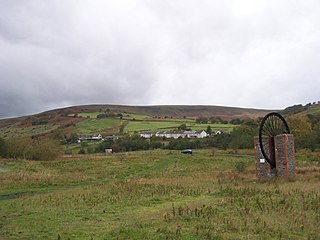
(1, 0, 320, 118)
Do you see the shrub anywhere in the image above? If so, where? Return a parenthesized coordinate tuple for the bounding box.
(78, 149, 86, 154)
(0, 138, 7, 157)
(111, 143, 120, 153)
(234, 161, 247, 173)
(5, 138, 63, 160)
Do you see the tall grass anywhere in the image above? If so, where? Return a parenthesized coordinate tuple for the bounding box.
(0, 149, 319, 239)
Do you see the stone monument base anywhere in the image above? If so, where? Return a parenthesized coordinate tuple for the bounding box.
(254, 134, 295, 180)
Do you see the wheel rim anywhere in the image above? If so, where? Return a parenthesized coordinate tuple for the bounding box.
(258, 112, 290, 168)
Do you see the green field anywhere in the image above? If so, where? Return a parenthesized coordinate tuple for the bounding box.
(122, 114, 150, 120)
(124, 121, 181, 133)
(75, 119, 122, 134)
(1, 149, 319, 239)
(72, 112, 150, 121)
(187, 123, 234, 132)
(70, 111, 235, 135)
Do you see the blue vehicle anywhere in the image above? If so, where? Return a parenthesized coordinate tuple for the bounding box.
(181, 149, 192, 154)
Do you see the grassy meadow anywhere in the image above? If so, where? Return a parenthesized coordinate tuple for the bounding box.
(1, 149, 320, 239)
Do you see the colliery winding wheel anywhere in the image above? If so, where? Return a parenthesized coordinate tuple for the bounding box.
(258, 112, 290, 168)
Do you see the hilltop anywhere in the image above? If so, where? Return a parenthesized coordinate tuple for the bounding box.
(0, 104, 271, 125)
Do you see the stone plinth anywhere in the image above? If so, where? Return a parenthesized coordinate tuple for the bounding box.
(254, 134, 295, 180)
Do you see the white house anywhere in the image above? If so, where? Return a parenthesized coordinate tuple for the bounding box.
(215, 130, 222, 135)
(91, 134, 103, 140)
(78, 134, 104, 141)
(171, 131, 186, 139)
(140, 132, 153, 138)
(105, 148, 113, 154)
(185, 130, 208, 138)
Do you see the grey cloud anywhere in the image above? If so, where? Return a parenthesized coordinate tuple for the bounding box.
(1, 1, 320, 118)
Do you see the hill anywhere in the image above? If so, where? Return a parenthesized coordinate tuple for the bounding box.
(1, 103, 320, 140)
(55, 104, 270, 119)
(0, 104, 272, 139)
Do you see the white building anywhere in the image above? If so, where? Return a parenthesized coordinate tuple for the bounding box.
(185, 130, 208, 138)
(140, 132, 154, 138)
(142, 130, 208, 139)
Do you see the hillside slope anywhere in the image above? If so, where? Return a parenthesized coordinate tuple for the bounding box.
(0, 104, 273, 139)
(44, 104, 271, 119)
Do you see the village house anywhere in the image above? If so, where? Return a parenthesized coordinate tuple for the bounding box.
(104, 135, 119, 141)
(78, 134, 118, 142)
(185, 130, 209, 138)
(140, 132, 154, 138)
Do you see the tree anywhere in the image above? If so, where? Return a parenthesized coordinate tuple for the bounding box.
(206, 126, 212, 135)
(0, 138, 7, 157)
(5, 138, 63, 160)
(111, 143, 121, 153)
(78, 149, 85, 154)
(229, 118, 244, 125)
(287, 115, 318, 150)
(228, 121, 258, 149)
(178, 123, 187, 131)
(196, 117, 208, 124)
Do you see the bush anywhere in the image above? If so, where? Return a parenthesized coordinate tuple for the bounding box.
(111, 143, 120, 153)
(31, 119, 48, 126)
(5, 138, 63, 160)
(78, 149, 86, 154)
(234, 161, 247, 173)
(0, 138, 7, 157)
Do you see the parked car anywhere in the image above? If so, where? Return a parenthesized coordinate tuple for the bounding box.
(181, 149, 192, 154)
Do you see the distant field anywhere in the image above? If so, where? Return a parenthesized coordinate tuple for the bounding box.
(0, 149, 319, 239)
(121, 113, 150, 120)
(302, 104, 320, 115)
(73, 112, 150, 120)
(71, 113, 236, 135)
(124, 121, 181, 133)
(75, 118, 122, 134)
(187, 123, 235, 132)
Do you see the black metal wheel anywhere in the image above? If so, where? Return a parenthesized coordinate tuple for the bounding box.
(259, 112, 290, 168)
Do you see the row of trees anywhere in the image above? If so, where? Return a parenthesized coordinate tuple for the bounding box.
(196, 117, 244, 125)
